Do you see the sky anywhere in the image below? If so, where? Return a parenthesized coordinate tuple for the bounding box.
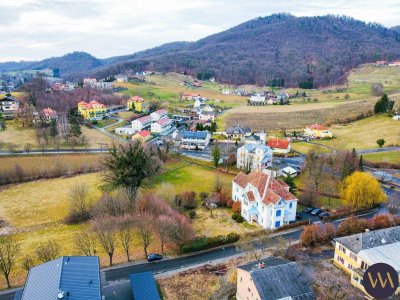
(0, 0, 400, 62)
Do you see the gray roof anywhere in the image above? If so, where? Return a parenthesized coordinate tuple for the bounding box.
(130, 272, 161, 300)
(19, 256, 101, 300)
(182, 130, 209, 140)
(241, 143, 270, 153)
(239, 258, 314, 300)
(334, 226, 400, 254)
(226, 125, 251, 135)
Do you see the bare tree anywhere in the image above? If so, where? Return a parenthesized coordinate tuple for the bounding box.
(23, 143, 32, 154)
(92, 218, 116, 266)
(74, 230, 97, 256)
(68, 182, 91, 221)
(35, 240, 60, 263)
(117, 215, 134, 261)
(214, 175, 223, 193)
(7, 143, 16, 154)
(135, 213, 153, 257)
(21, 254, 35, 272)
(0, 235, 19, 288)
(304, 148, 325, 192)
(312, 268, 353, 300)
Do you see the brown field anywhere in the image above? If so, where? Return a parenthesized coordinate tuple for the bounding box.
(221, 100, 374, 131)
(0, 154, 102, 173)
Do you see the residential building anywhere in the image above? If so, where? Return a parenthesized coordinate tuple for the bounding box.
(180, 130, 211, 150)
(393, 114, 400, 120)
(304, 124, 333, 138)
(202, 105, 214, 112)
(267, 138, 291, 154)
(115, 126, 136, 135)
(236, 144, 273, 171)
(222, 89, 231, 95)
(0, 96, 19, 118)
(151, 117, 172, 135)
(226, 125, 252, 140)
(115, 75, 128, 83)
(244, 131, 267, 145)
(249, 94, 266, 105)
(83, 78, 97, 87)
(96, 81, 113, 89)
(388, 61, 400, 67)
(14, 256, 101, 300)
(130, 272, 161, 300)
(237, 258, 314, 300)
(232, 171, 298, 229)
(376, 60, 388, 66)
(181, 93, 201, 101)
(150, 109, 168, 121)
(265, 162, 298, 178)
(132, 115, 152, 131)
(132, 130, 151, 142)
(267, 98, 277, 105)
(193, 98, 205, 108)
(127, 96, 144, 112)
(334, 226, 400, 296)
(199, 111, 215, 122)
(77, 100, 108, 120)
(40, 107, 57, 122)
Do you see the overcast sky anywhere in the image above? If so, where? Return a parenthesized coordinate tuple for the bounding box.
(1, 0, 399, 62)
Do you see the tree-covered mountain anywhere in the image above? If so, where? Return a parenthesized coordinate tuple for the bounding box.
(2, 14, 400, 87)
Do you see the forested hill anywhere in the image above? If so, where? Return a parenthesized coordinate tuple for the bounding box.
(93, 14, 400, 87)
(2, 14, 400, 87)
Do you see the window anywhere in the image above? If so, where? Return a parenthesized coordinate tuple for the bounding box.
(240, 277, 242, 282)
(350, 253, 357, 262)
(337, 255, 345, 265)
(275, 221, 281, 228)
(338, 245, 346, 254)
(289, 202, 293, 208)
(361, 261, 368, 271)
(262, 206, 264, 212)
(276, 210, 281, 217)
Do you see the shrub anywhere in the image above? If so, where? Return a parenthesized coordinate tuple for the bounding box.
(232, 202, 241, 213)
(368, 214, 394, 230)
(226, 198, 234, 208)
(174, 191, 197, 210)
(188, 210, 196, 220)
(180, 232, 240, 254)
(300, 224, 321, 247)
(64, 210, 92, 225)
(231, 212, 240, 220)
(337, 216, 368, 237)
(236, 215, 244, 223)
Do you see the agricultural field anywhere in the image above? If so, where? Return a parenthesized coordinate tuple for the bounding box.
(362, 151, 400, 164)
(318, 115, 400, 150)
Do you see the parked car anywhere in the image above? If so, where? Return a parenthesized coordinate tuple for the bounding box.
(296, 213, 302, 220)
(319, 212, 330, 219)
(311, 209, 322, 216)
(147, 253, 163, 262)
(303, 207, 314, 213)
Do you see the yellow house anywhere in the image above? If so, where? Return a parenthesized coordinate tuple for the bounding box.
(304, 124, 333, 138)
(127, 96, 144, 112)
(78, 100, 108, 120)
(236, 258, 314, 300)
(333, 226, 400, 297)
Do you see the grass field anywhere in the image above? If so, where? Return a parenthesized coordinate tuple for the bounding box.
(291, 142, 332, 154)
(318, 115, 400, 150)
(0, 154, 102, 173)
(362, 151, 400, 164)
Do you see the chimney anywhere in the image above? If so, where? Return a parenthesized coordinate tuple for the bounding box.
(258, 262, 265, 269)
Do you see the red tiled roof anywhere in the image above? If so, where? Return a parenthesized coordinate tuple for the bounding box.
(267, 138, 290, 150)
(138, 130, 150, 137)
(78, 100, 107, 109)
(306, 124, 327, 130)
(156, 118, 171, 126)
(136, 115, 152, 123)
(42, 107, 57, 116)
(153, 109, 168, 116)
(131, 95, 144, 102)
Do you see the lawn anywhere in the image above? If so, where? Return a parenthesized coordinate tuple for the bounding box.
(362, 151, 400, 164)
(291, 141, 332, 155)
(318, 115, 400, 150)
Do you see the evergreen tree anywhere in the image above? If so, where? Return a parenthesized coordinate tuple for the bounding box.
(283, 173, 297, 195)
(211, 143, 221, 168)
(358, 155, 364, 172)
(374, 93, 390, 113)
(69, 116, 81, 138)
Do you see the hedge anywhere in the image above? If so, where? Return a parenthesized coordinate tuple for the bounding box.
(180, 232, 240, 254)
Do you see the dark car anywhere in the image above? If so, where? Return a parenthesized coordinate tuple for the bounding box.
(303, 207, 314, 213)
(147, 253, 163, 262)
(311, 209, 322, 216)
(319, 212, 330, 219)
(296, 213, 302, 220)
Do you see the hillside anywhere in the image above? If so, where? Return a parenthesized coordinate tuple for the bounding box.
(2, 15, 400, 86)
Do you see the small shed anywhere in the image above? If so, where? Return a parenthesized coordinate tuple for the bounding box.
(130, 272, 161, 300)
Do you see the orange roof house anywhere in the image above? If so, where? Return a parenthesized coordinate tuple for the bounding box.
(127, 96, 144, 112)
(304, 124, 333, 139)
(267, 138, 291, 154)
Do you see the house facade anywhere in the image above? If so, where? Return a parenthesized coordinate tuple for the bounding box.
(115, 126, 136, 135)
(304, 124, 333, 138)
(199, 111, 215, 122)
(226, 125, 252, 140)
(40, 107, 57, 122)
(334, 226, 400, 297)
(127, 96, 144, 112)
(151, 117, 172, 135)
(132, 115, 153, 131)
(267, 138, 291, 154)
(232, 171, 298, 229)
(236, 144, 273, 171)
(150, 109, 168, 121)
(0, 96, 19, 117)
(180, 130, 211, 150)
(78, 100, 108, 120)
(249, 94, 266, 105)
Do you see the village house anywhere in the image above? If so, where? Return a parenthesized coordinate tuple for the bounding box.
(181, 93, 201, 101)
(304, 124, 333, 138)
(77, 100, 108, 120)
(199, 111, 216, 122)
(334, 226, 400, 297)
(40, 107, 57, 122)
(180, 130, 211, 150)
(244, 131, 267, 145)
(115, 75, 128, 83)
(96, 81, 113, 89)
(393, 114, 400, 120)
(267, 98, 277, 105)
(375, 60, 388, 66)
(267, 138, 291, 154)
(202, 105, 214, 112)
(151, 117, 173, 135)
(232, 171, 298, 229)
(83, 78, 97, 87)
(14, 256, 101, 300)
(131, 115, 153, 131)
(236, 144, 273, 172)
(236, 258, 315, 300)
(264, 160, 298, 178)
(115, 126, 136, 135)
(127, 96, 145, 112)
(222, 89, 231, 95)
(132, 130, 151, 142)
(0, 95, 19, 118)
(226, 125, 252, 140)
(249, 93, 266, 105)
(193, 98, 205, 108)
(150, 109, 168, 121)
(388, 61, 400, 67)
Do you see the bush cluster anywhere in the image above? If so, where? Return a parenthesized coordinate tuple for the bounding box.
(180, 232, 240, 254)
